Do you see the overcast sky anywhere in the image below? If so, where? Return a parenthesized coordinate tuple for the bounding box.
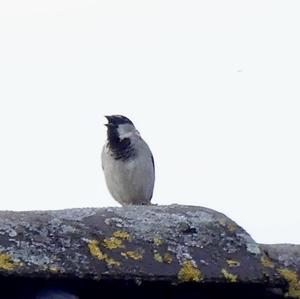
(0, 0, 299, 244)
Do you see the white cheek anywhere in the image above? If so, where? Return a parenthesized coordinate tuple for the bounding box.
(117, 124, 137, 140)
(119, 131, 134, 140)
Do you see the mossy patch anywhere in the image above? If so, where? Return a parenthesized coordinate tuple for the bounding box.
(178, 260, 203, 282)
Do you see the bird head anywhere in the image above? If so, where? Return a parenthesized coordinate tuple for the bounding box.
(105, 115, 138, 141)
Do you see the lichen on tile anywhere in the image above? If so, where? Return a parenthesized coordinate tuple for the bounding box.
(112, 230, 131, 241)
(278, 268, 300, 298)
(0, 253, 18, 271)
(153, 238, 163, 246)
(88, 240, 120, 266)
(163, 253, 173, 264)
(178, 260, 203, 282)
(261, 256, 274, 268)
(121, 250, 143, 260)
(226, 259, 240, 267)
(221, 268, 238, 282)
(103, 237, 124, 250)
(154, 252, 163, 263)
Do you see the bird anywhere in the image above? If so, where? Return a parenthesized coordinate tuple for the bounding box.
(102, 115, 155, 206)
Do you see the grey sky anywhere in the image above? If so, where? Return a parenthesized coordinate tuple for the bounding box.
(0, 0, 299, 244)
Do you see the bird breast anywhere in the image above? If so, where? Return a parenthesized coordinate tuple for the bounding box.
(102, 139, 154, 206)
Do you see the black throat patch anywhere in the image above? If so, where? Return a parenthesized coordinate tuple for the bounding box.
(106, 126, 135, 161)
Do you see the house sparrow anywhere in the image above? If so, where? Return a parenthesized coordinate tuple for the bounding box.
(102, 115, 155, 206)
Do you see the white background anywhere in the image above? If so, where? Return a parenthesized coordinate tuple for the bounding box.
(0, 0, 299, 244)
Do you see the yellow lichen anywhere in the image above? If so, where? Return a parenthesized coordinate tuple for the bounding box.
(154, 252, 163, 263)
(49, 266, 60, 273)
(153, 238, 163, 246)
(88, 240, 120, 266)
(103, 237, 124, 249)
(261, 256, 274, 268)
(178, 260, 203, 282)
(88, 240, 104, 259)
(154, 252, 172, 264)
(104, 256, 120, 266)
(112, 230, 132, 241)
(226, 259, 240, 267)
(278, 269, 300, 298)
(222, 269, 238, 282)
(121, 251, 143, 260)
(227, 223, 237, 232)
(163, 253, 173, 264)
(0, 254, 17, 270)
(219, 218, 226, 226)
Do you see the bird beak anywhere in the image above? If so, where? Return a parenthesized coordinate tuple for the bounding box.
(104, 115, 113, 127)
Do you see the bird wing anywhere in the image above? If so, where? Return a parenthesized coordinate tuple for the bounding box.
(101, 144, 107, 170)
(151, 153, 155, 173)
